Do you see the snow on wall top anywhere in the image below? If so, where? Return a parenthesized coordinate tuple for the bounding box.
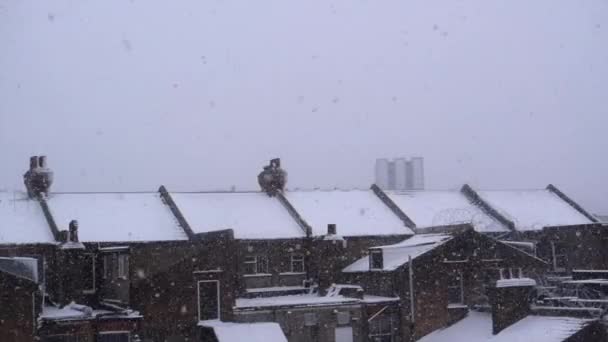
(199, 321, 287, 342)
(477, 190, 592, 231)
(284, 189, 413, 236)
(343, 233, 453, 272)
(385, 190, 508, 233)
(0, 191, 55, 244)
(47, 192, 187, 242)
(171, 192, 304, 239)
(418, 311, 591, 342)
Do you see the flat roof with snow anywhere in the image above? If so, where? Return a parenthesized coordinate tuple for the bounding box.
(0, 192, 55, 244)
(171, 192, 304, 239)
(418, 311, 592, 342)
(199, 321, 287, 342)
(477, 190, 592, 231)
(285, 189, 413, 237)
(47, 192, 187, 242)
(384, 190, 508, 233)
(343, 233, 453, 272)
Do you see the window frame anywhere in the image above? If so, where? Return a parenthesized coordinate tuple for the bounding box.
(368, 314, 394, 342)
(244, 255, 269, 275)
(290, 254, 305, 273)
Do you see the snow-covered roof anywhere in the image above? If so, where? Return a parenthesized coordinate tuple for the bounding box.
(199, 321, 287, 342)
(285, 189, 413, 236)
(170, 192, 304, 239)
(477, 190, 593, 231)
(384, 190, 508, 233)
(235, 293, 360, 309)
(0, 191, 55, 244)
(47, 192, 187, 242)
(343, 233, 453, 272)
(418, 311, 592, 342)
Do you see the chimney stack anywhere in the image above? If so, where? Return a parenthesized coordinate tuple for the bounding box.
(327, 224, 337, 235)
(23, 155, 54, 198)
(257, 158, 287, 196)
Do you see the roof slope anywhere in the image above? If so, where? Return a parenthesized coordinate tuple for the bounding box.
(419, 311, 591, 342)
(47, 192, 187, 242)
(170, 192, 304, 239)
(285, 189, 413, 236)
(477, 190, 593, 231)
(0, 191, 55, 244)
(343, 233, 453, 272)
(384, 190, 508, 233)
(199, 321, 287, 342)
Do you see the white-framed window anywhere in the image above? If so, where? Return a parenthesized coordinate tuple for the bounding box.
(98, 331, 130, 342)
(118, 254, 129, 279)
(82, 253, 96, 294)
(369, 250, 383, 270)
(290, 254, 305, 273)
(498, 267, 523, 280)
(447, 269, 464, 305)
(244, 255, 269, 274)
(368, 314, 394, 342)
(198, 280, 220, 321)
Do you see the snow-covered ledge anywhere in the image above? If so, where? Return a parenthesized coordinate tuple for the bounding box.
(496, 278, 536, 288)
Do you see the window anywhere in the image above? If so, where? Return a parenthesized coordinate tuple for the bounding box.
(198, 280, 220, 321)
(447, 270, 464, 305)
(244, 255, 269, 274)
(97, 332, 130, 342)
(499, 267, 523, 279)
(369, 315, 394, 342)
(551, 242, 567, 271)
(370, 250, 383, 270)
(118, 254, 129, 279)
(290, 254, 304, 273)
(82, 253, 95, 293)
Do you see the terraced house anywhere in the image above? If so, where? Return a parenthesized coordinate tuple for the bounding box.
(0, 156, 606, 342)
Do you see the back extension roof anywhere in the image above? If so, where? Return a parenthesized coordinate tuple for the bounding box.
(343, 233, 453, 272)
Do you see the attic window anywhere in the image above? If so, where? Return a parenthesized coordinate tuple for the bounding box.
(370, 250, 383, 270)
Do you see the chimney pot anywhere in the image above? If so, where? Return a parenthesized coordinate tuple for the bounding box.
(38, 156, 47, 168)
(69, 220, 79, 242)
(327, 224, 337, 235)
(30, 156, 39, 170)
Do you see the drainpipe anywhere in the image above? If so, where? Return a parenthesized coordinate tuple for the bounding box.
(408, 255, 415, 340)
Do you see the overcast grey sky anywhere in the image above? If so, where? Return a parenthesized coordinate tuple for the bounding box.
(1, 0, 607, 212)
